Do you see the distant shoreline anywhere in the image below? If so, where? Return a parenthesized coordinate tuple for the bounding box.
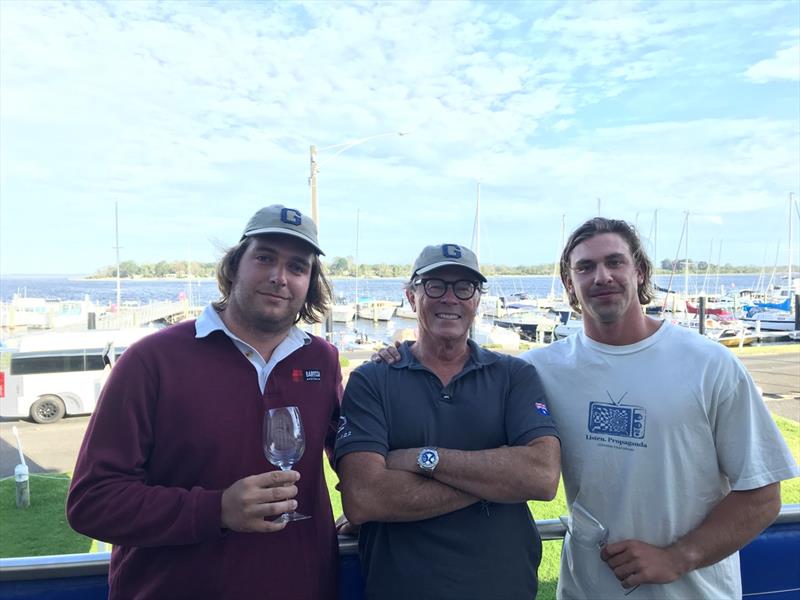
(3, 272, 777, 281)
(73, 276, 217, 282)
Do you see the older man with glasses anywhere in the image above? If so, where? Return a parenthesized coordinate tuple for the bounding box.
(334, 243, 561, 600)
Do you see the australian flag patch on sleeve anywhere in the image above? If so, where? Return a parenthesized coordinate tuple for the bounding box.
(535, 402, 550, 416)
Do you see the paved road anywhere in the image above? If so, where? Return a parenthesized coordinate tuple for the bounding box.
(741, 354, 800, 421)
(0, 415, 90, 479)
(1, 351, 797, 478)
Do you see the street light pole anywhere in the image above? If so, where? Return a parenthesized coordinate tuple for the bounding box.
(308, 131, 407, 233)
(307, 131, 407, 340)
(309, 144, 319, 225)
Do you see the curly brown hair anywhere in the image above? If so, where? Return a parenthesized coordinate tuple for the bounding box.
(212, 237, 332, 324)
(560, 217, 654, 313)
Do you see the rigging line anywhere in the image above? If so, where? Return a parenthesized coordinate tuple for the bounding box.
(662, 212, 688, 312)
(765, 242, 781, 293)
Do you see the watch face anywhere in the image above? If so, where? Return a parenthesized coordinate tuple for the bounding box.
(420, 449, 437, 468)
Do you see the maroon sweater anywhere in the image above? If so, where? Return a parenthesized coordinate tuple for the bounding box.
(67, 321, 342, 600)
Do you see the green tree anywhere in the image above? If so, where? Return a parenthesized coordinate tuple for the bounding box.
(328, 257, 350, 276)
(119, 260, 140, 278)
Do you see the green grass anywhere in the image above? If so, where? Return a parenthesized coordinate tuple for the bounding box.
(0, 474, 92, 557)
(775, 415, 800, 500)
(1, 414, 797, 600)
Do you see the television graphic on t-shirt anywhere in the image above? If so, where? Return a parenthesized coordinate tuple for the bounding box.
(587, 401, 646, 439)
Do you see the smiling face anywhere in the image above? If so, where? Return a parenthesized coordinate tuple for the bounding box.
(408, 265, 480, 344)
(225, 235, 315, 335)
(565, 233, 644, 328)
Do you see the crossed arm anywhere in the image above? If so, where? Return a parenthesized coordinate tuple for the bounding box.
(338, 436, 560, 526)
(601, 482, 782, 589)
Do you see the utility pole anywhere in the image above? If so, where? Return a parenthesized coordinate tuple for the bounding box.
(308, 132, 407, 233)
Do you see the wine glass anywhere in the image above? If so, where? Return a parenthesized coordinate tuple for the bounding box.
(263, 406, 311, 522)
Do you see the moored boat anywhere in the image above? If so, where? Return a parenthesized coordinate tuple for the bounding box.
(356, 300, 397, 321)
(331, 303, 356, 323)
(742, 309, 797, 332)
(395, 300, 417, 320)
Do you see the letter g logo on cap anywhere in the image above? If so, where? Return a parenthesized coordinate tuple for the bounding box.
(281, 208, 302, 226)
(442, 244, 462, 258)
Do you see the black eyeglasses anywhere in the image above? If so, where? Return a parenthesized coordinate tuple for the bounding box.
(414, 278, 479, 300)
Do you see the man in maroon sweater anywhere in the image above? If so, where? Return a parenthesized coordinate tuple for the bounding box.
(68, 205, 343, 599)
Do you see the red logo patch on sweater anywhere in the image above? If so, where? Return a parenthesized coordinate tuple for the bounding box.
(291, 369, 321, 382)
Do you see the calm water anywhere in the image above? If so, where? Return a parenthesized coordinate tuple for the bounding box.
(1, 273, 773, 347)
(0, 273, 771, 305)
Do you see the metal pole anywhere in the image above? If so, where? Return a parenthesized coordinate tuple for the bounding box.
(699, 296, 706, 335)
(309, 145, 321, 338)
(789, 192, 794, 292)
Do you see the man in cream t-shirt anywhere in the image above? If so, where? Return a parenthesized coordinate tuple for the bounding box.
(522, 217, 798, 599)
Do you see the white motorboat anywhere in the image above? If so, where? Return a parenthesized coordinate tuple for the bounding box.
(331, 303, 356, 323)
(495, 309, 563, 342)
(395, 303, 417, 320)
(1, 295, 100, 330)
(742, 309, 797, 332)
(356, 300, 398, 321)
(478, 294, 505, 318)
(471, 320, 521, 350)
(671, 316, 758, 347)
(552, 311, 583, 340)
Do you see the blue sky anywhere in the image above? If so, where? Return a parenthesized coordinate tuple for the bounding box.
(1, 0, 798, 275)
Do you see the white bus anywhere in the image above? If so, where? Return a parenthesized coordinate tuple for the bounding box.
(0, 328, 156, 424)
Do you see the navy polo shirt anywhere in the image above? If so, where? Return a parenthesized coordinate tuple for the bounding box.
(335, 340, 558, 600)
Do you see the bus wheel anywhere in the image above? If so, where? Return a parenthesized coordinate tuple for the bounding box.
(30, 395, 66, 424)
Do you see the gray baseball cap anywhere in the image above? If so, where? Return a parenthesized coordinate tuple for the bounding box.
(411, 243, 486, 282)
(241, 205, 324, 255)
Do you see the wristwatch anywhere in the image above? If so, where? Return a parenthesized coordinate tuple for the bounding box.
(417, 447, 439, 476)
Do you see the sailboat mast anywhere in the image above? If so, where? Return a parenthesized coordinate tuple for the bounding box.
(114, 201, 121, 311)
(470, 183, 481, 339)
(549, 214, 565, 300)
(684, 211, 690, 299)
(471, 182, 481, 261)
(354, 209, 360, 305)
(654, 209, 658, 275)
(789, 192, 794, 291)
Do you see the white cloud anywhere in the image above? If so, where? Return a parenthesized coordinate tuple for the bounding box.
(0, 0, 798, 273)
(745, 43, 800, 83)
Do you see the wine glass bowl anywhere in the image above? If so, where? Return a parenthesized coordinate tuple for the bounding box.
(263, 406, 310, 522)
